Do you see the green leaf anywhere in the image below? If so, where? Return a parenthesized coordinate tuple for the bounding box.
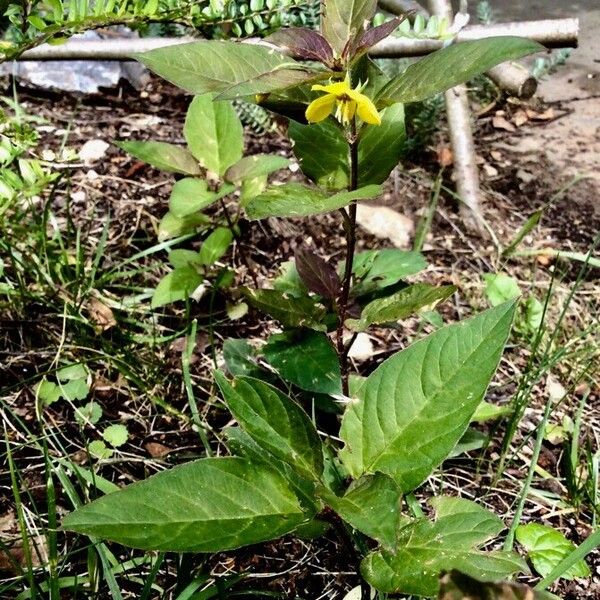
(215, 373, 323, 480)
(242, 288, 327, 330)
(362, 496, 527, 595)
(320, 473, 402, 549)
(157, 211, 210, 242)
(358, 103, 406, 185)
(222, 339, 265, 379)
(60, 379, 90, 402)
(168, 249, 204, 269)
(116, 141, 200, 175)
(184, 95, 243, 177)
(198, 227, 233, 266)
(37, 378, 61, 405)
(102, 424, 129, 448)
(502, 209, 543, 257)
(472, 401, 512, 423)
(216, 66, 327, 101)
(169, 178, 218, 218)
(57, 363, 87, 382)
(225, 154, 290, 183)
(135, 40, 306, 97)
(339, 302, 517, 491)
(348, 283, 456, 331)
(378, 37, 543, 105)
(438, 570, 560, 600)
(516, 523, 591, 580)
(273, 261, 309, 297)
(483, 273, 521, 307)
(245, 183, 381, 220)
(88, 440, 113, 460)
(351, 249, 427, 297)
(74, 402, 103, 426)
(449, 428, 488, 458)
(62, 457, 308, 552)
(524, 296, 544, 334)
(288, 120, 349, 190)
(321, 0, 377, 54)
(224, 427, 320, 514)
(151, 266, 203, 309)
(263, 330, 342, 395)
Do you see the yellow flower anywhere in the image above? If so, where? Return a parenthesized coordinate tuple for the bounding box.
(305, 79, 381, 126)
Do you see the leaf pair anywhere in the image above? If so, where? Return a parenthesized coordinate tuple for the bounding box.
(288, 103, 406, 189)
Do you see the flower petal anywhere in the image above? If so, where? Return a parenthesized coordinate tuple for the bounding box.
(306, 94, 337, 123)
(312, 81, 351, 96)
(355, 94, 381, 125)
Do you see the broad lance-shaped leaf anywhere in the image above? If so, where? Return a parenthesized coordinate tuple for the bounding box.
(217, 65, 327, 101)
(339, 301, 517, 491)
(242, 288, 327, 330)
(295, 248, 342, 300)
(288, 120, 349, 190)
(151, 266, 203, 309)
(362, 496, 528, 596)
(289, 106, 406, 189)
(321, 0, 378, 55)
(198, 227, 233, 266)
(157, 211, 210, 242)
(358, 103, 406, 186)
(319, 473, 403, 550)
(263, 330, 342, 396)
(378, 37, 543, 105)
(169, 178, 221, 218)
(135, 40, 320, 98)
(350, 249, 428, 297)
(225, 154, 290, 184)
(116, 141, 200, 175)
(438, 570, 559, 600)
(225, 426, 321, 515)
(515, 523, 590, 579)
(348, 17, 406, 61)
(215, 373, 323, 480)
(267, 28, 334, 65)
(62, 457, 308, 552)
(245, 183, 381, 220)
(184, 95, 243, 177)
(348, 284, 457, 331)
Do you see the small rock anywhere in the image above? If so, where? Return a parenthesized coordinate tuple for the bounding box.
(483, 163, 499, 178)
(79, 139, 109, 165)
(347, 333, 374, 361)
(356, 205, 413, 249)
(546, 375, 567, 402)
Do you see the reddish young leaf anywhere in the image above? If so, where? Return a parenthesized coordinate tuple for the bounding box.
(295, 248, 342, 301)
(267, 28, 335, 67)
(344, 16, 407, 61)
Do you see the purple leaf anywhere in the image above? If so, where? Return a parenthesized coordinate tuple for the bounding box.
(295, 248, 342, 301)
(345, 16, 407, 61)
(267, 28, 335, 66)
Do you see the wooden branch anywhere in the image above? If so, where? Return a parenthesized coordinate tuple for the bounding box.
(378, 0, 428, 19)
(487, 63, 538, 99)
(16, 18, 578, 61)
(428, 0, 485, 233)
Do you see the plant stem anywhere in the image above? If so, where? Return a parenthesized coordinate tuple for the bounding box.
(219, 199, 258, 286)
(337, 120, 359, 396)
(325, 511, 371, 600)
